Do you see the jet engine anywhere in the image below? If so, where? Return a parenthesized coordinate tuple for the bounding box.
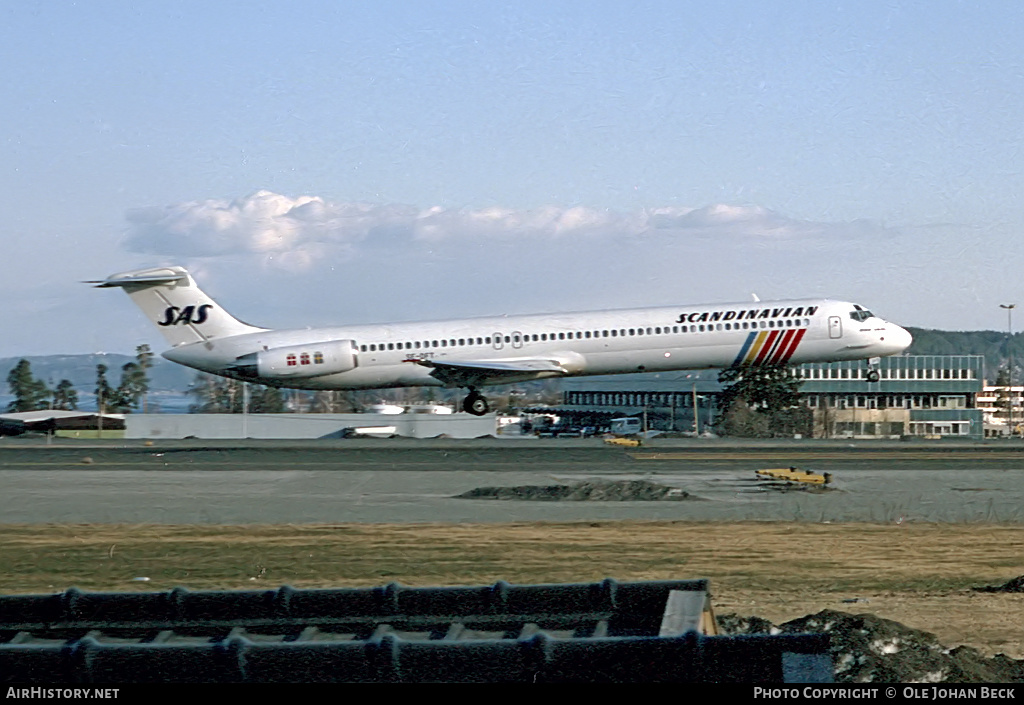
(231, 340, 358, 380)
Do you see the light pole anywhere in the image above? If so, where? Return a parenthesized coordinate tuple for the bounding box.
(1001, 304, 1016, 437)
(692, 383, 700, 435)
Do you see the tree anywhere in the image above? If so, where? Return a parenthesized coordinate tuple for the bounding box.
(6, 359, 49, 412)
(188, 374, 287, 413)
(719, 399, 770, 438)
(250, 386, 287, 413)
(96, 346, 155, 414)
(310, 390, 359, 413)
(134, 344, 154, 411)
(995, 367, 1011, 386)
(717, 365, 810, 438)
(718, 365, 803, 412)
(52, 379, 79, 411)
(114, 345, 153, 413)
(94, 364, 115, 414)
(112, 362, 147, 412)
(993, 367, 1015, 430)
(188, 374, 241, 413)
(767, 404, 814, 438)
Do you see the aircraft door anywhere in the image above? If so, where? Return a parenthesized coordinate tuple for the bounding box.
(828, 316, 843, 339)
(512, 331, 523, 349)
(492, 332, 504, 350)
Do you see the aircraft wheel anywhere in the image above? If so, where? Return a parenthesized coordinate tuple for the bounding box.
(866, 370, 880, 383)
(463, 392, 490, 416)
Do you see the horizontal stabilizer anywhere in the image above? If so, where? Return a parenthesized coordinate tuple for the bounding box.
(89, 267, 190, 288)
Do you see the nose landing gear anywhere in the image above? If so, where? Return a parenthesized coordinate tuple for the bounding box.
(865, 357, 881, 383)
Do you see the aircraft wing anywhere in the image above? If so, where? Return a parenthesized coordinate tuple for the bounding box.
(405, 357, 570, 387)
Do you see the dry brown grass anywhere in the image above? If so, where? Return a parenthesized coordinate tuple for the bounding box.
(1, 521, 1022, 658)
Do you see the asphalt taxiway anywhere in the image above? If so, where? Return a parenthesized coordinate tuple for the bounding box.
(2, 438, 1024, 524)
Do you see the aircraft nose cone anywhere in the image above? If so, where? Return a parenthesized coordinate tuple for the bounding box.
(885, 324, 913, 354)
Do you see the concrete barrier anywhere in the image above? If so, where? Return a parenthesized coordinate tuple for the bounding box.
(125, 413, 498, 440)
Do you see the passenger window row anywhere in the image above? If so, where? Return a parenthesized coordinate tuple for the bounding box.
(357, 318, 811, 353)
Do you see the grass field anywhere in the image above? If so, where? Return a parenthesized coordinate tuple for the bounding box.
(2, 520, 1022, 659)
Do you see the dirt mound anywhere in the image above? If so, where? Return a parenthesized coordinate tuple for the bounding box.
(455, 479, 690, 501)
(718, 610, 1024, 683)
(973, 575, 1024, 593)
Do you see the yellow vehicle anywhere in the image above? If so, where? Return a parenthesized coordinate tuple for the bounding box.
(755, 467, 832, 485)
(604, 436, 642, 447)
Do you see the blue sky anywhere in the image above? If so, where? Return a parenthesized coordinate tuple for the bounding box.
(3, 1, 1024, 357)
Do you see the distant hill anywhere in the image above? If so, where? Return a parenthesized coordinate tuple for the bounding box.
(905, 327, 1021, 381)
(0, 354, 194, 394)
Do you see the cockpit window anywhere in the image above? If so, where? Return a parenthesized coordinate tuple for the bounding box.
(849, 305, 874, 323)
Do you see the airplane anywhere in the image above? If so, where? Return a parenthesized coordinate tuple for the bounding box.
(94, 266, 913, 415)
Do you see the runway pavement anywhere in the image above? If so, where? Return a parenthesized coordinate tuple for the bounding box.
(2, 437, 1024, 524)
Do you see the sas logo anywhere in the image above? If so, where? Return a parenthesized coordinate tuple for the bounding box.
(158, 305, 213, 327)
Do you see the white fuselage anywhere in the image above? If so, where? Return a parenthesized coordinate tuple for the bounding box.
(162, 298, 912, 390)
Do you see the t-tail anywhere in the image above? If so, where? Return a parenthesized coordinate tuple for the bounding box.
(93, 266, 266, 347)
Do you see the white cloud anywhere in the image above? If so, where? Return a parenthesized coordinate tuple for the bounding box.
(109, 190, 933, 341)
(647, 204, 827, 238)
(124, 191, 421, 270)
(124, 191, 861, 272)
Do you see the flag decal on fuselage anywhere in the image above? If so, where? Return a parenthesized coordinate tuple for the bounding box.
(731, 328, 807, 368)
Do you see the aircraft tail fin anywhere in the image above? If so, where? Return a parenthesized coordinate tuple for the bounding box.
(93, 266, 266, 347)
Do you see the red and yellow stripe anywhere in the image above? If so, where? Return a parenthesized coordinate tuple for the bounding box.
(733, 328, 806, 367)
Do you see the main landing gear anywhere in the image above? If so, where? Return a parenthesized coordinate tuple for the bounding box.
(462, 389, 490, 416)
